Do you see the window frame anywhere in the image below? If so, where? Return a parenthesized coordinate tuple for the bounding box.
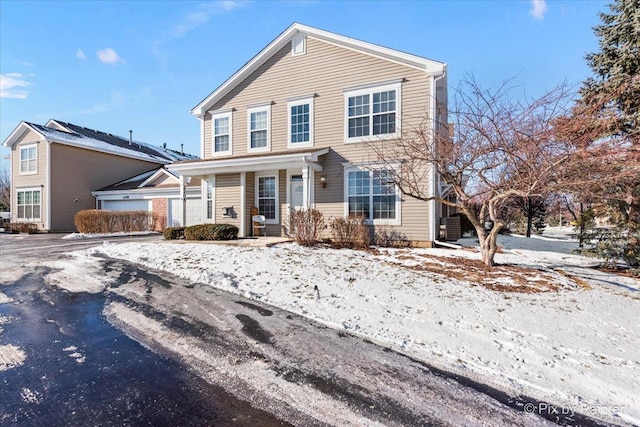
(343, 166, 401, 226)
(211, 111, 232, 156)
(247, 104, 271, 153)
(255, 171, 279, 225)
(343, 81, 401, 144)
(205, 177, 215, 222)
(16, 187, 42, 221)
(19, 144, 38, 175)
(287, 96, 314, 149)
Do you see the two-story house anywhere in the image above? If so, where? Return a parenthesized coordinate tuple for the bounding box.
(2, 119, 196, 232)
(169, 23, 448, 246)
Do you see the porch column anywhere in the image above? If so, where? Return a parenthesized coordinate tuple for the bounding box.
(301, 165, 310, 209)
(239, 172, 246, 238)
(179, 175, 187, 226)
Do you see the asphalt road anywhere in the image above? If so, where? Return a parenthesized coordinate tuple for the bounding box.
(0, 234, 615, 426)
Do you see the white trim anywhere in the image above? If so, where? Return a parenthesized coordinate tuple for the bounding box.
(239, 172, 246, 237)
(169, 148, 328, 176)
(200, 116, 205, 159)
(19, 144, 38, 175)
(138, 168, 179, 188)
(343, 165, 401, 226)
(255, 171, 279, 225)
(287, 96, 314, 149)
(191, 23, 446, 116)
(211, 110, 233, 157)
(344, 81, 402, 144)
(46, 141, 51, 230)
(205, 176, 215, 223)
(247, 104, 271, 153)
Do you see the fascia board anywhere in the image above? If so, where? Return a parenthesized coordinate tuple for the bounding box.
(138, 168, 179, 188)
(2, 122, 43, 148)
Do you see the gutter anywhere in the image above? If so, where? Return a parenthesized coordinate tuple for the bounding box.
(429, 66, 447, 242)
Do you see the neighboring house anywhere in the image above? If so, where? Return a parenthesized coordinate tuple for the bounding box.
(1, 119, 196, 232)
(169, 23, 448, 245)
(92, 167, 203, 228)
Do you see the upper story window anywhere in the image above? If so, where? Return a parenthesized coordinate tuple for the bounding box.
(291, 35, 306, 56)
(287, 96, 314, 148)
(20, 145, 37, 174)
(211, 111, 232, 156)
(344, 82, 401, 143)
(248, 104, 271, 153)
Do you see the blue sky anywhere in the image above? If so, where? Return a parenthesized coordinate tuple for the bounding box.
(0, 0, 607, 170)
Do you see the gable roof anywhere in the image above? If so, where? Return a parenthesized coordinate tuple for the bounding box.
(2, 120, 198, 164)
(191, 22, 446, 116)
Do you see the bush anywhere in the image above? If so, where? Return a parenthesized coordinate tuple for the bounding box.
(9, 223, 38, 233)
(287, 208, 325, 246)
(163, 226, 185, 240)
(374, 227, 408, 247)
(330, 216, 370, 249)
(581, 228, 640, 268)
(74, 210, 153, 233)
(184, 223, 239, 241)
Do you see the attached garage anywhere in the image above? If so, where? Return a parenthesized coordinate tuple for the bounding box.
(168, 198, 202, 227)
(102, 199, 151, 211)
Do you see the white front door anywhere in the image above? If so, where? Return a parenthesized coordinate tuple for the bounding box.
(289, 175, 304, 211)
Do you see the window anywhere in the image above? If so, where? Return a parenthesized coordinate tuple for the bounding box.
(211, 112, 232, 155)
(345, 168, 399, 224)
(256, 173, 278, 223)
(20, 145, 37, 174)
(344, 82, 401, 143)
(248, 105, 271, 152)
(291, 35, 306, 56)
(17, 189, 41, 221)
(287, 97, 314, 148)
(206, 179, 214, 220)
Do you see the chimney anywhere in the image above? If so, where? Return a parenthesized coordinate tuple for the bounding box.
(180, 143, 184, 155)
(129, 130, 133, 145)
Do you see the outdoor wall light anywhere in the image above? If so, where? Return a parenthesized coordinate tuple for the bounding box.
(320, 176, 326, 188)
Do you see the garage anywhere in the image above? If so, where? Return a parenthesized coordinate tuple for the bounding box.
(168, 198, 202, 227)
(102, 199, 151, 211)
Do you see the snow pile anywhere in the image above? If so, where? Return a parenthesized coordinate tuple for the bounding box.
(62, 231, 157, 240)
(43, 252, 113, 293)
(81, 231, 640, 425)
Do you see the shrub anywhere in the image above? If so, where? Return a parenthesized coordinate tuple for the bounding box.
(74, 210, 153, 233)
(184, 223, 239, 241)
(9, 223, 38, 233)
(163, 226, 185, 240)
(374, 227, 408, 247)
(330, 216, 370, 249)
(287, 208, 325, 246)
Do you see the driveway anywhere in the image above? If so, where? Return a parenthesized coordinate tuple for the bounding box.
(0, 234, 612, 426)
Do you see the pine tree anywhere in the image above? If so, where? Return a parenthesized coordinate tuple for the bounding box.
(581, 0, 640, 141)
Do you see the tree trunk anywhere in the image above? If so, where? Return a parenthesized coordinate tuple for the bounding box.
(477, 226, 500, 267)
(526, 197, 533, 238)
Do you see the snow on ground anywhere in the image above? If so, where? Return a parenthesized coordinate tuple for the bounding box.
(54, 227, 639, 425)
(62, 231, 157, 240)
(42, 251, 113, 294)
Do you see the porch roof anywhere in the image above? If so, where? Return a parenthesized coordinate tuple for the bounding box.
(167, 148, 329, 177)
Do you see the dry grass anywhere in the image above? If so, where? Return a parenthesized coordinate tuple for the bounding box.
(387, 253, 562, 293)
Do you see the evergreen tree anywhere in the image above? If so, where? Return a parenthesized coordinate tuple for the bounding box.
(581, 0, 640, 141)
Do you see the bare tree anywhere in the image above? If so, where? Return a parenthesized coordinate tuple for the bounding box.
(0, 169, 10, 212)
(373, 76, 575, 266)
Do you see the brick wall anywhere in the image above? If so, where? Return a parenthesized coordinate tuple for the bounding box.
(152, 198, 167, 231)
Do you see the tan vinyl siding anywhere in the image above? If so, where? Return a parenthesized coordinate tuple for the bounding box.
(49, 144, 161, 231)
(10, 131, 48, 228)
(202, 36, 433, 241)
(215, 174, 241, 229)
(245, 172, 255, 236)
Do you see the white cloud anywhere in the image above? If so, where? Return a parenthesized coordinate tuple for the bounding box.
(529, 0, 548, 20)
(169, 1, 249, 39)
(97, 47, 124, 64)
(76, 49, 87, 60)
(0, 73, 31, 99)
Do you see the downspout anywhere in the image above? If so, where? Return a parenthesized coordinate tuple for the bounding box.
(429, 67, 446, 243)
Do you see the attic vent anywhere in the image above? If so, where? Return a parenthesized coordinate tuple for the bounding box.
(291, 35, 306, 56)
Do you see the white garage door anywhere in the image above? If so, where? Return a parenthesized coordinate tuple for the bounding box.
(102, 199, 151, 211)
(168, 198, 202, 227)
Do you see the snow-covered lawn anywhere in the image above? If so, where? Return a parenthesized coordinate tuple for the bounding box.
(67, 228, 638, 425)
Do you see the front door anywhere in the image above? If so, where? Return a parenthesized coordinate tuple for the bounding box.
(290, 175, 304, 211)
